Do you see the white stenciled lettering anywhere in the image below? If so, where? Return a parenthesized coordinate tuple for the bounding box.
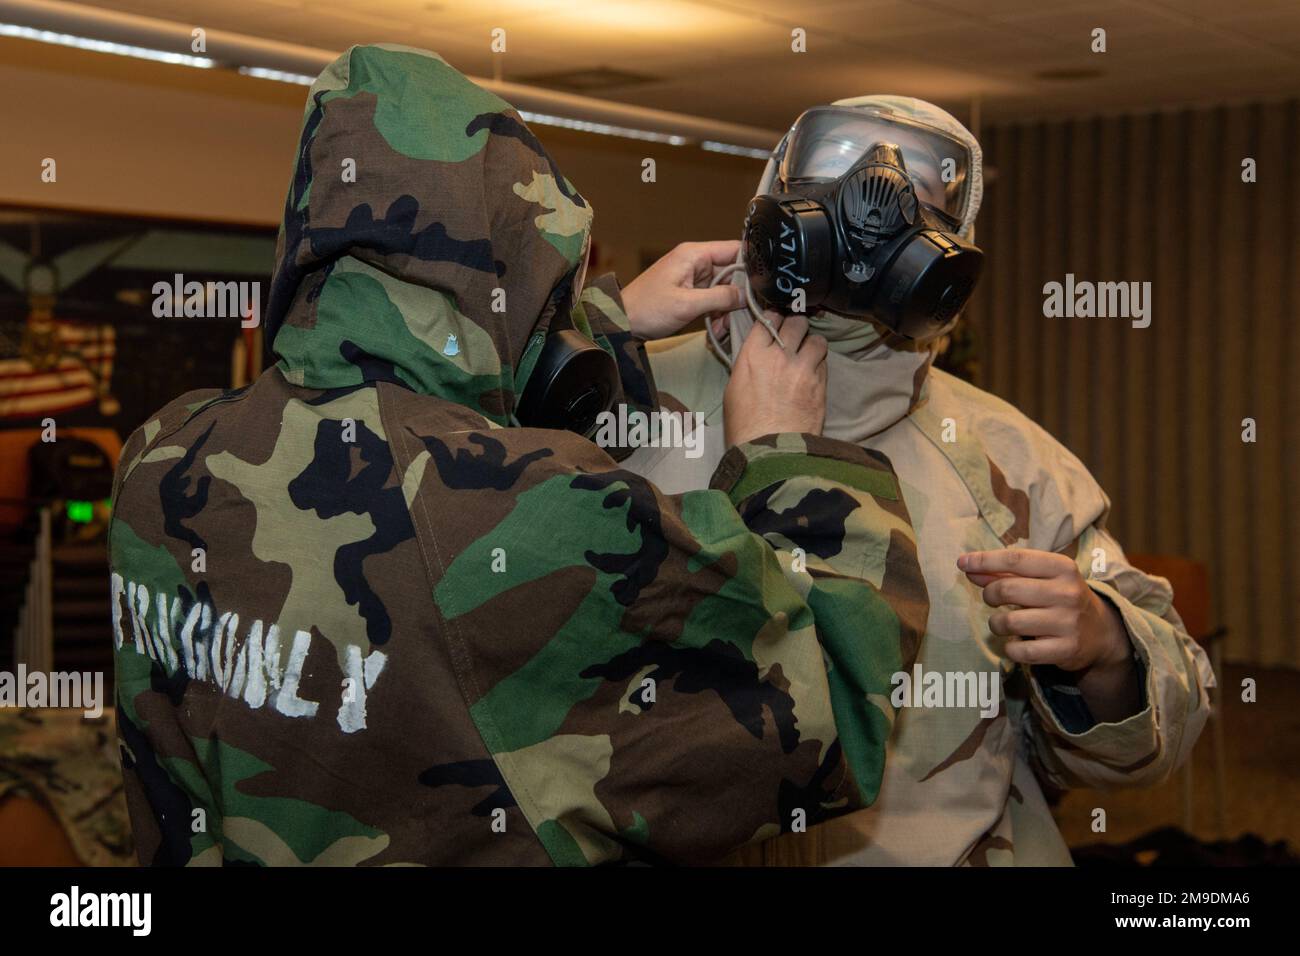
(274, 629, 320, 719)
(229, 634, 248, 700)
(153, 596, 180, 672)
(193, 601, 212, 681)
(242, 620, 266, 708)
(336, 645, 388, 733)
(110, 573, 126, 650)
(127, 581, 150, 656)
(111, 580, 382, 733)
(210, 611, 232, 689)
(179, 600, 202, 674)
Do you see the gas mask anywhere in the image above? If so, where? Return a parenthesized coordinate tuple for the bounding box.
(743, 104, 984, 342)
(516, 234, 620, 440)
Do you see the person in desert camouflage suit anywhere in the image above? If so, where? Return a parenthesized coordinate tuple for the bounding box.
(623, 95, 1215, 866)
(108, 47, 930, 866)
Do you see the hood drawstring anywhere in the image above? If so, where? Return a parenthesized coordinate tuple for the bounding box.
(705, 256, 785, 369)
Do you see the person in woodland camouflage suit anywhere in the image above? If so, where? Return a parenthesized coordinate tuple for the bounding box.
(623, 95, 1215, 866)
(108, 46, 930, 866)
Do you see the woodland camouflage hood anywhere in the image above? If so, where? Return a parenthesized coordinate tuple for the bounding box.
(265, 44, 627, 425)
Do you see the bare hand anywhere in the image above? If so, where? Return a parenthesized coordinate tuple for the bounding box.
(958, 548, 1131, 671)
(621, 241, 744, 340)
(724, 313, 828, 447)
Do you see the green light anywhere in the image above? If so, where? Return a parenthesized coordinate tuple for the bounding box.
(67, 500, 94, 523)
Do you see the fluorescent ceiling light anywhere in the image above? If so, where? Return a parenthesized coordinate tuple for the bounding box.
(518, 111, 686, 146)
(238, 65, 313, 85)
(701, 141, 771, 160)
(230, 69, 692, 148)
(0, 22, 213, 67)
(0, 20, 769, 157)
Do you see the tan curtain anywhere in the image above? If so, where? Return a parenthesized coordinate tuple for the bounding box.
(965, 100, 1300, 668)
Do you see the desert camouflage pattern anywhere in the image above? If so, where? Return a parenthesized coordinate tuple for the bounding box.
(108, 45, 928, 866)
(625, 327, 1215, 866)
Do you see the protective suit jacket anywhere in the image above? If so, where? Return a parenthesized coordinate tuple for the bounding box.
(108, 46, 929, 866)
(626, 92, 1212, 866)
(626, 311, 1214, 866)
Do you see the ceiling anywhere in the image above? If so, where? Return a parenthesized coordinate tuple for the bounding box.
(34, 0, 1300, 129)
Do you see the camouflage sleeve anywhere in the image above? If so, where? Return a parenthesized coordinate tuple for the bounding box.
(709, 433, 927, 810)
(399, 413, 927, 866)
(576, 273, 657, 420)
(1022, 523, 1214, 790)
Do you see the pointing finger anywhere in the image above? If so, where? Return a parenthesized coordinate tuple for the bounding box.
(958, 549, 1073, 579)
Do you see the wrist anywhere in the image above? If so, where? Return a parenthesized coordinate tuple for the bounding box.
(1086, 590, 1133, 670)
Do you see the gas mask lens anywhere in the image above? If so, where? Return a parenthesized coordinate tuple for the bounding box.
(779, 106, 971, 226)
(744, 106, 984, 342)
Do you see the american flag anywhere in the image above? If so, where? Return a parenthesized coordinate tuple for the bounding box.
(0, 318, 116, 420)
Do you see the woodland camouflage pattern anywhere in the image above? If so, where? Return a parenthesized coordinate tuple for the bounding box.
(108, 45, 928, 866)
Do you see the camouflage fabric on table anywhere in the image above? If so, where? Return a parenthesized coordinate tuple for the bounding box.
(0, 708, 134, 866)
(109, 45, 928, 866)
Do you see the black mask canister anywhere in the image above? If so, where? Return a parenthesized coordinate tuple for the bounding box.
(743, 142, 983, 342)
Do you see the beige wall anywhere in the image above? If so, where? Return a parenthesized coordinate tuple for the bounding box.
(542, 131, 757, 282)
(0, 37, 758, 279)
(0, 37, 301, 224)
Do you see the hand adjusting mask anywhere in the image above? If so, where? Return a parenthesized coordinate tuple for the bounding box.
(743, 105, 984, 342)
